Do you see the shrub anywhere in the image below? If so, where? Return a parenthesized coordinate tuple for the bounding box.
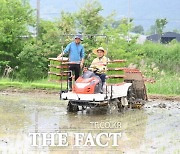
(17, 41, 48, 81)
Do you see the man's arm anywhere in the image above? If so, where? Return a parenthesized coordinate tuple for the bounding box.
(57, 43, 71, 58)
(80, 46, 85, 68)
(90, 58, 97, 68)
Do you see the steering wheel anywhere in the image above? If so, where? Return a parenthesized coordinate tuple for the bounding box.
(88, 67, 100, 73)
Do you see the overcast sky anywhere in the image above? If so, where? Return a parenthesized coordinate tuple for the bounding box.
(30, 0, 180, 31)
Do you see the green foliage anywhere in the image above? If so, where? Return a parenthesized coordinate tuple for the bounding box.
(147, 74, 180, 95)
(76, 0, 103, 35)
(107, 78, 124, 84)
(101, 17, 136, 64)
(57, 11, 76, 34)
(141, 42, 180, 75)
(74, 0, 104, 66)
(0, 0, 34, 74)
(56, 11, 77, 49)
(147, 25, 157, 35)
(131, 25, 144, 34)
(155, 18, 168, 35)
(17, 41, 48, 81)
(38, 20, 62, 57)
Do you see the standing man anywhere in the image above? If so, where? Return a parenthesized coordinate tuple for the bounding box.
(57, 35, 85, 90)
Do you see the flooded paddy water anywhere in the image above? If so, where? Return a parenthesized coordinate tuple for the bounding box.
(0, 91, 179, 154)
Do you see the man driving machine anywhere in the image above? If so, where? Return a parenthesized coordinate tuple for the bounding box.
(90, 47, 109, 87)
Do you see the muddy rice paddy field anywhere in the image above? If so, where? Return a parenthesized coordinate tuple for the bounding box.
(0, 91, 179, 154)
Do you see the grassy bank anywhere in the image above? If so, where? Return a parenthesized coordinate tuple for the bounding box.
(0, 76, 179, 96)
(0, 78, 64, 91)
(146, 74, 180, 96)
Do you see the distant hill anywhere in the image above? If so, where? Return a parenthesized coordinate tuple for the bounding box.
(30, 0, 180, 31)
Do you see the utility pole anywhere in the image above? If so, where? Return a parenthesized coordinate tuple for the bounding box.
(22, 0, 26, 6)
(36, 0, 40, 38)
(127, 0, 130, 43)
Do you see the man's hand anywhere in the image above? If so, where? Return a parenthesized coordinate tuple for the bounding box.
(80, 61, 84, 68)
(57, 53, 63, 59)
(80, 58, 84, 68)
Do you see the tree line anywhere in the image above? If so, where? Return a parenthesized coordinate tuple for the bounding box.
(0, 0, 179, 81)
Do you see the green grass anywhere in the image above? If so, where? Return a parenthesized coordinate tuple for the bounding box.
(0, 74, 179, 96)
(0, 78, 66, 90)
(146, 74, 180, 95)
(107, 62, 127, 68)
(107, 70, 124, 75)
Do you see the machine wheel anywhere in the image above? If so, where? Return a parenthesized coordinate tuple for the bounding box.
(108, 99, 119, 114)
(67, 101, 79, 112)
(117, 100, 125, 112)
(127, 86, 135, 108)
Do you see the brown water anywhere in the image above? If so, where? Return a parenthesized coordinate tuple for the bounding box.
(0, 92, 180, 154)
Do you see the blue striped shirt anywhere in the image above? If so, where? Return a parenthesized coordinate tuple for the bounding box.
(63, 42, 85, 63)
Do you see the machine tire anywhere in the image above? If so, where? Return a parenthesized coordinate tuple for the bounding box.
(127, 86, 135, 108)
(108, 99, 119, 114)
(67, 101, 79, 112)
(117, 100, 125, 112)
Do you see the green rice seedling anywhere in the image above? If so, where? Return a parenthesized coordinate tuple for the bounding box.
(106, 77, 124, 84)
(107, 70, 125, 75)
